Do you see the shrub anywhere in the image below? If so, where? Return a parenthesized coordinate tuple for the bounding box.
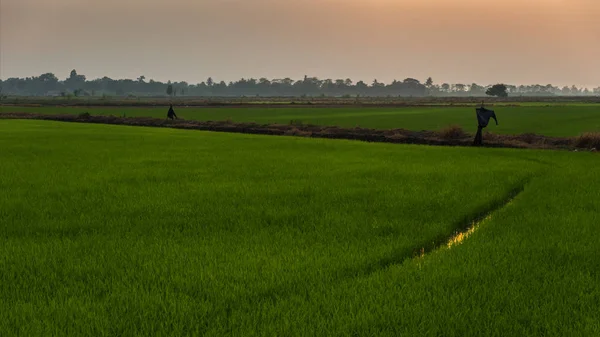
(78, 112, 91, 119)
(387, 133, 407, 141)
(574, 132, 600, 149)
(518, 133, 539, 144)
(439, 125, 467, 140)
(284, 127, 312, 137)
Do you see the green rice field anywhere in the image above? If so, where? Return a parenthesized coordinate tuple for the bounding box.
(1, 119, 599, 336)
(2, 104, 600, 137)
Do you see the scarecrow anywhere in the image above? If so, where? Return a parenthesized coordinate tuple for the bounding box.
(474, 103, 498, 146)
(167, 104, 178, 120)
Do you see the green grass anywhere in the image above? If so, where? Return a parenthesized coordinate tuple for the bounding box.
(2, 104, 600, 137)
(1, 120, 599, 336)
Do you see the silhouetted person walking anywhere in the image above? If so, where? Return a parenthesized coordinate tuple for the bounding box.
(167, 104, 178, 120)
(474, 104, 498, 146)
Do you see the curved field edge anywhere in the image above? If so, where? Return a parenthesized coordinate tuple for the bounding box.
(1, 120, 599, 336)
(2, 112, 598, 151)
(294, 158, 600, 337)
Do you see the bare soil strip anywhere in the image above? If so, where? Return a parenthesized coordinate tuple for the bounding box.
(0, 112, 591, 151)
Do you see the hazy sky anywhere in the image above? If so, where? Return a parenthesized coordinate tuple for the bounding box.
(2, 0, 599, 87)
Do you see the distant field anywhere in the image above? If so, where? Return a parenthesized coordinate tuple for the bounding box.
(2, 104, 600, 136)
(1, 120, 599, 336)
(2, 95, 599, 106)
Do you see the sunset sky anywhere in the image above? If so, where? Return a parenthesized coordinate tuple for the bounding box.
(2, 0, 599, 87)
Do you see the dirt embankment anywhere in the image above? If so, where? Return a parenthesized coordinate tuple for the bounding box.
(1, 112, 597, 151)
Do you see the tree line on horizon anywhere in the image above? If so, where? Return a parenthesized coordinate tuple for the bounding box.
(1, 70, 599, 98)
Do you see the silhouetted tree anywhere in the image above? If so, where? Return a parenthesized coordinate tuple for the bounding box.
(2, 70, 597, 97)
(425, 77, 433, 88)
(372, 79, 384, 90)
(454, 84, 466, 92)
(40, 73, 59, 83)
(403, 78, 421, 84)
(486, 84, 508, 97)
(64, 69, 86, 91)
(469, 83, 485, 95)
(571, 85, 580, 95)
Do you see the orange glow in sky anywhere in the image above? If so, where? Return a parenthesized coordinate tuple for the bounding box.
(1, 0, 599, 86)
